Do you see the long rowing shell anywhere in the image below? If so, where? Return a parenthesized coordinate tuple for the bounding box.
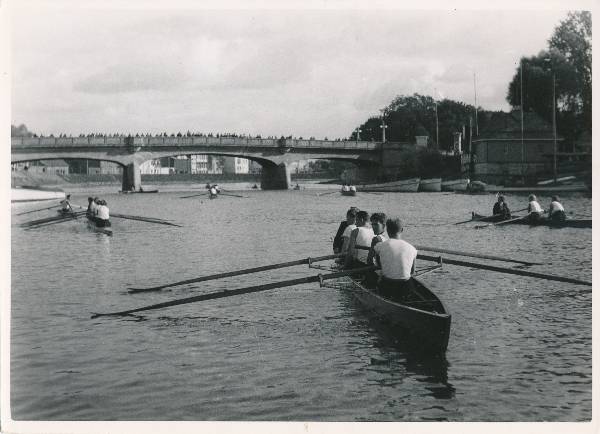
(86, 215, 113, 236)
(342, 276, 451, 353)
(472, 212, 591, 228)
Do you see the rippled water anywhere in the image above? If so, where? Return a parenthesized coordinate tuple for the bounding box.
(10, 186, 592, 421)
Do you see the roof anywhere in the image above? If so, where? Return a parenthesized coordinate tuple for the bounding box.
(477, 110, 555, 139)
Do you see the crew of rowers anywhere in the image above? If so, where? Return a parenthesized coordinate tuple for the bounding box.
(492, 194, 567, 223)
(205, 183, 221, 198)
(86, 197, 111, 227)
(341, 184, 357, 193)
(333, 207, 417, 303)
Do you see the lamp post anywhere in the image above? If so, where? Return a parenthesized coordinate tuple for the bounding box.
(380, 118, 388, 143)
(545, 58, 558, 183)
(355, 127, 362, 144)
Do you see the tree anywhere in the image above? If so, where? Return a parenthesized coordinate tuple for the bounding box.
(506, 11, 591, 143)
(11, 124, 34, 137)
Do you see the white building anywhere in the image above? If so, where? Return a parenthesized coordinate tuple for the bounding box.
(223, 157, 250, 174)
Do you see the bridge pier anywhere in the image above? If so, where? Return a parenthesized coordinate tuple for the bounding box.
(122, 161, 142, 192)
(260, 162, 291, 190)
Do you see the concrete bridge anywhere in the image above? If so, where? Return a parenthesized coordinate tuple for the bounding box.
(11, 135, 398, 190)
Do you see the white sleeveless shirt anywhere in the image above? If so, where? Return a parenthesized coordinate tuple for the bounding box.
(529, 200, 543, 213)
(373, 238, 418, 280)
(353, 226, 374, 263)
(550, 201, 564, 214)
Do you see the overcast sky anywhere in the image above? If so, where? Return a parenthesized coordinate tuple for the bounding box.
(8, 2, 581, 139)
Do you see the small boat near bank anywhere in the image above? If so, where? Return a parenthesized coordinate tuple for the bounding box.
(471, 212, 592, 229)
(11, 186, 66, 203)
(359, 178, 421, 193)
(342, 276, 451, 353)
(419, 178, 442, 192)
(441, 178, 469, 192)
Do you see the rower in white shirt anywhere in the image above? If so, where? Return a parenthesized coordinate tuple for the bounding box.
(527, 194, 544, 223)
(548, 195, 566, 222)
(344, 210, 374, 269)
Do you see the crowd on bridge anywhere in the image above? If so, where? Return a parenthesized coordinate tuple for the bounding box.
(23, 131, 353, 142)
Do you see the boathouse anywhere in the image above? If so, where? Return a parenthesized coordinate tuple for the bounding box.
(466, 110, 562, 185)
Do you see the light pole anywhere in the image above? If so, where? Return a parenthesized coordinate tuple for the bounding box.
(380, 118, 388, 143)
(545, 58, 558, 183)
(355, 127, 362, 144)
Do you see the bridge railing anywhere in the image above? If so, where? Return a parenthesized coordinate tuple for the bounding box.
(11, 136, 380, 151)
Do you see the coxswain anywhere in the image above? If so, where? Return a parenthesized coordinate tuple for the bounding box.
(492, 195, 511, 220)
(96, 200, 111, 227)
(60, 194, 73, 214)
(372, 218, 418, 303)
(333, 207, 358, 254)
(365, 212, 387, 288)
(548, 195, 566, 222)
(344, 210, 374, 269)
(527, 194, 544, 223)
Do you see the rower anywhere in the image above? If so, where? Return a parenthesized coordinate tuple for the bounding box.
(209, 186, 218, 198)
(372, 218, 418, 303)
(349, 185, 357, 193)
(548, 195, 566, 222)
(96, 200, 111, 227)
(527, 194, 544, 223)
(60, 194, 73, 213)
(365, 212, 387, 288)
(86, 197, 95, 217)
(344, 210, 374, 269)
(492, 195, 511, 220)
(333, 207, 358, 254)
(341, 184, 350, 192)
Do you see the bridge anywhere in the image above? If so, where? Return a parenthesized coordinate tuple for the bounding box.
(11, 135, 404, 190)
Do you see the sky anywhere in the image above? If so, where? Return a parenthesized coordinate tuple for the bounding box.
(6, 1, 584, 139)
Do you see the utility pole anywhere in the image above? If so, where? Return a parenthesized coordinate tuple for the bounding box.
(552, 71, 557, 183)
(473, 72, 479, 136)
(520, 59, 525, 182)
(434, 89, 439, 150)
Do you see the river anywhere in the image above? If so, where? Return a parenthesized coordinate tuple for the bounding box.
(10, 185, 592, 422)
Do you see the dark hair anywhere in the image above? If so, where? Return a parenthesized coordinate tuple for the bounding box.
(370, 212, 387, 224)
(346, 207, 358, 218)
(552, 195, 560, 202)
(386, 218, 403, 237)
(88, 197, 93, 202)
(498, 195, 505, 202)
(356, 210, 369, 221)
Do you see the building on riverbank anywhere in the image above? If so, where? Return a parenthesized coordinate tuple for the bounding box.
(464, 110, 563, 185)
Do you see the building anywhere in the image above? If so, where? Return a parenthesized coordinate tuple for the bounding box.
(21, 159, 70, 175)
(466, 110, 561, 185)
(222, 157, 250, 174)
(414, 124, 430, 147)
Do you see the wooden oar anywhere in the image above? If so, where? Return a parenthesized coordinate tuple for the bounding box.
(455, 207, 529, 225)
(180, 192, 208, 199)
(92, 266, 374, 318)
(362, 191, 383, 195)
(21, 211, 85, 227)
(23, 213, 83, 229)
(413, 245, 542, 266)
(16, 203, 62, 216)
(417, 254, 591, 287)
(127, 253, 343, 293)
(475, 215, 527, 229)
(219, 192, 248, 198)
(356, 244, 541, 266)
(110, 213, 182, 227)
(317, 191, 337, 197)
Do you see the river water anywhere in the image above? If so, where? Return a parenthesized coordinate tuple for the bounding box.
(10, 185, 592, 422)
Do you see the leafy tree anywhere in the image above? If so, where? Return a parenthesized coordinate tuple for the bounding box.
(353, 94, 477, 151)
(506, 11, 591, 143)
(11, 124, 34, 137)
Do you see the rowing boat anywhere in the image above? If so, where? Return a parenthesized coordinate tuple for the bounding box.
(359, 178, 421, 192)
(441, 178, 469, 191)
(472, 212, 592, 228)
(86, 215, 113, 236)
(341, 186, 357, 196)
(119, 189, 159, 194)
(342, 276, 451, 353)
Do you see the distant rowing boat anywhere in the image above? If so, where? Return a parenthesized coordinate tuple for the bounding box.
(471, 212, 592, 229)
(342, 276, 451, 353)
(119, 189, 159, 194)
(341, 186, 357, 196)
(359, 178, 421, 193)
